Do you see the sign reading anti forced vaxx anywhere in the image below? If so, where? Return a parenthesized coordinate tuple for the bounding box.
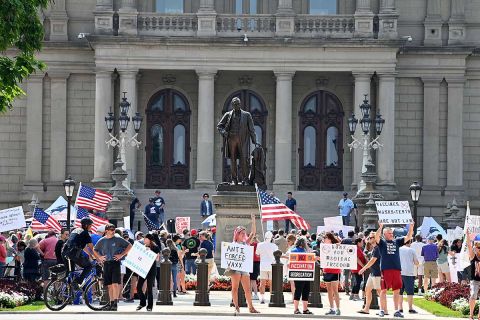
(221, 242, 254, 273)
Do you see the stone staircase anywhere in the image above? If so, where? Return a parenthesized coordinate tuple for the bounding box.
(131, 189, 344, 233)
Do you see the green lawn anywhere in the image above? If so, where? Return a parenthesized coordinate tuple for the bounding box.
(0, 301, 45, 312)
(412, 298, 467, 318)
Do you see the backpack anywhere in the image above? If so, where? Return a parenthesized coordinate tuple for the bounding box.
(61, 231, 83, 260)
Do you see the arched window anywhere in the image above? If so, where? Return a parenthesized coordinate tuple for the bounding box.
(304, 126, 316, 166)
(309, 0, 337, 14)
(326, 126, 339, 167)
(298, 90, 344, 191)
(222, 89, 268, 183)
(146, 89, 191, 189)
(151, 125, 164, 166)
(173, 124, 186, 165)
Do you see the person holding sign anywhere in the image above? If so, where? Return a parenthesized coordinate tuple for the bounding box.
(290, 237, 314, 315)
(136, 234, 161, 311)
(229, 212, 259, 315)
(322, 232, 342, 316)
(374, 222, 414, 318)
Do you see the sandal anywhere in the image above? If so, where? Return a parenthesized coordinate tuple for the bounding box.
(294, 309, 301, 314)
(358, 310, 369, 314)
(303, 309, 313, 314)
(249, 307, 260, 314)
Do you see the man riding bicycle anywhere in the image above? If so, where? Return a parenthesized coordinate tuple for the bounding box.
(62, 217, 105, 288)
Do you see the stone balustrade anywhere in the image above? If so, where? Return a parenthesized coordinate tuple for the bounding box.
(137, 13, 197, 36)
(295, 15, 355, 38)
(216, 14, 276, 37)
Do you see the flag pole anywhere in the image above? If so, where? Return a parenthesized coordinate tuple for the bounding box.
(255, 184, 265, 242)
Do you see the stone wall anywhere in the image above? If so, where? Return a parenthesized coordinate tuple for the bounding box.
(464, 79, 480, 200)
(42, 77, 51, 183)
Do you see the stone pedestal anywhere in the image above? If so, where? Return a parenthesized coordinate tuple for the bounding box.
(212, 190, 262, 268)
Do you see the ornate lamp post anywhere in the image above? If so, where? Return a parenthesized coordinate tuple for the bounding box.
(347, 95, 385, 192)
(63, 175, 76, 231)
(409, 181, 422, 226)
(105, 92, 143, 190)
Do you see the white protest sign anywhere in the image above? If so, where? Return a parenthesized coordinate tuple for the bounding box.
(317, 225, 354, 237)
(124, 241, 157, 278)
(175, 217, 190, 233)
(221, 242, 254, 273)
(287, 252, 316, 281)
(448, 254, 459, 283)
(123, 216, 130, 231)
(376, 201, 413, 225)
(320, 244, 357, 270)
(324, 216, 343, 230)
(0, 206, 26, 233)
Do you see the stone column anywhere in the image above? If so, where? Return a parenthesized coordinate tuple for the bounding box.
(119, 70, 138, 187)
(273, 71, 295, 190)
(354, 0, 373, 38)
(118, 0, 138, 36)
(94, 0, 114, 35)
(49, 0, 69, 41)
(352, 73, 371, 190)
(424, 0, 443, 46)
(24, 75, 44, 190)
(92, 70, 113, 185)
(421, 77, 441, 189)
(446, 78, 465, 193)
(276, 0, 295, 37)
(376, 73, 397, 193)
(448, 0, 466, 45)
(378, 0, 398, 39)
(195, 70, 217, 188)
(197, 0, 217, 37)
(48, 71, 70, 187)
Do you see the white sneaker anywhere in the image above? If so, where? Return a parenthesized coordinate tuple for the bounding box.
(252, 293, 259, 300)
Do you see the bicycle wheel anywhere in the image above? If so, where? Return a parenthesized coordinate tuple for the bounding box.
(84, 278, 109, 311)
(44, 279, 71, 311)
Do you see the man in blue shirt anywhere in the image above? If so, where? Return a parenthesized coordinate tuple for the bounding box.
(285, 192, 297, 233)
(197, 231, 215, 282)
(338, 192, 354, 226)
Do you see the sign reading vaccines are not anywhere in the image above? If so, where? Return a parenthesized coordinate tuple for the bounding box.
(376, 201, 413, 225)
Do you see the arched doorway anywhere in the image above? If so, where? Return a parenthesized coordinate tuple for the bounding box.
(145, 89, 191, 189)
(298, 90, 344, 191)
(222, 90, 268, 182)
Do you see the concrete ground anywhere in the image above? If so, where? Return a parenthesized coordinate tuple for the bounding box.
(0, 290, 454, 320)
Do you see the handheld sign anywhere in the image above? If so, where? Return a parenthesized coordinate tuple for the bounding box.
(0, 206, 26, 233)
(124, 241, 157, 278)
(323, 216, 343, 230)
(287, 252, 316, 281)
(376, 201, 413, 225)
(175, 217, 190, 233)
(320, 244, 357, 270)
(221, 242, 254, 273)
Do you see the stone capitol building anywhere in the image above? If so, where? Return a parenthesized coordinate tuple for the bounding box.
(1, 0, 480, 227)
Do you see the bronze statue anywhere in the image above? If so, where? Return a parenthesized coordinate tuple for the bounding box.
(217, 97, 257, 185)
(249, 145, 266, 189)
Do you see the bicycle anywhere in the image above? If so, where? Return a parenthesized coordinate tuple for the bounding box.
(43, 259, 108, 311)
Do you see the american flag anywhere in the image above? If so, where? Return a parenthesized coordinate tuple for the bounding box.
(75, 206, 109, 233)
(75, 184, 112, 212)
(143, 214, 161, 231)
(256, 187, 310, 231)
(33, 207, 62, 232)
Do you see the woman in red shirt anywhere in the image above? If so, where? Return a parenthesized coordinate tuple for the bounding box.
(322, 232, 342, 316)
(351, 238, 367, 301)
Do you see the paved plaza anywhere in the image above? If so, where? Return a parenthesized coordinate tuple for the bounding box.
(0, 290, 449, 320)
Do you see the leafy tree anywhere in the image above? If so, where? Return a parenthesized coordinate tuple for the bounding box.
(0, 0, 49, 113)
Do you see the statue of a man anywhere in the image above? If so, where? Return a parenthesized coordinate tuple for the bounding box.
(217, 97, 257, 185)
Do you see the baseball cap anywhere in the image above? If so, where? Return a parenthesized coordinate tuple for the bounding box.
(343, 192, 348, 196)
(211, 227, 216, 233)
(96, 225, 106, 234)
(428, 235, 436, 241)
(190, 229, 198, 236)
(264, 231, 273, 240)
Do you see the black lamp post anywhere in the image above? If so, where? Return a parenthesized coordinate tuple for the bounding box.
(63, 175, 76, 231)
(409, 181, 422, 226)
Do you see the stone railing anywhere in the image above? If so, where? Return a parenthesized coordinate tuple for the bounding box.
(137, 13, 198, 36)
(216, 14, 276, 37)
(294, 15, 355, 38)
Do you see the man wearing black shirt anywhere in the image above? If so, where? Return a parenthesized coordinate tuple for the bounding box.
(129, 194, 141, 232)
(54, 229, 70, 264)
(182, 229, 200, 275)
(341, 230, 355, 295)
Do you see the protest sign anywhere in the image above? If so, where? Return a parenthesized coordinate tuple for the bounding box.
(317, 225, 354, 236)
(175, 217, 190, 233)
(459, 202, 472, 269)
(287, 252, 316, 281)
(448, 254, 459, 283)
(324, 216, 343, 230)
(420, 217, 446, 239)
(124, 241, 157, 278)
(320, 244, 357, 270)
(376, 201, 413, 225)
(0, 206, 26, 233)
(221, 242, 254, 273)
